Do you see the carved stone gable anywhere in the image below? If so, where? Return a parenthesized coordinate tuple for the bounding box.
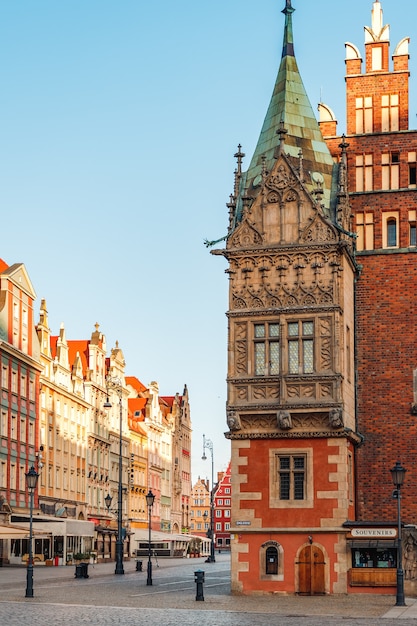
(228, 218, 263, 249)
(300, 214, 337, 244)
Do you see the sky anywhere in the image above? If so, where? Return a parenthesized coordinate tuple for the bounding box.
(1, 0, 416, 484)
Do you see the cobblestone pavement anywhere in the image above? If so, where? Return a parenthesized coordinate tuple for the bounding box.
(0, 555, 416, 624)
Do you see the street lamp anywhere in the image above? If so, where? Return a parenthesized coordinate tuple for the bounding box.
(202, 434, 215, 563)
(104, 376, 125, 575)
(390, 460, 407, 607)
(25, 465, 39, 598)
(146, 489, 155, 586)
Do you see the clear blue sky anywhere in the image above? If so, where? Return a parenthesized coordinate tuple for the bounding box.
(1, 1, 416, 483)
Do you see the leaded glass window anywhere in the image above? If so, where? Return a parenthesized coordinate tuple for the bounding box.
(288, 320, 314, 374)
(254, 322, 280, 376)
(278, 455, 306, 501)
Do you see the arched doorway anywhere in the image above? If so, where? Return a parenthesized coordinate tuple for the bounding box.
(297, 544, 326, 595)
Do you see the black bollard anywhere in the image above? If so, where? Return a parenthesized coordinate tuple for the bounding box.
(194, 569, 205, 601)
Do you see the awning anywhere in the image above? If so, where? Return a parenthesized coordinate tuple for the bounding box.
(0, 524, 30, 538)
(348, 540, 397, 549)
(133, 529, 192, 542)
(9, 517, 94, 538)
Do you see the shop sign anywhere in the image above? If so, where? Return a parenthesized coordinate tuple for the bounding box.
(351, 528, 396, 538)
(236, 521, 251, 526)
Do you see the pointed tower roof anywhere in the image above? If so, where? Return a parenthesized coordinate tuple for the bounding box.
(240, 0, 336, 214)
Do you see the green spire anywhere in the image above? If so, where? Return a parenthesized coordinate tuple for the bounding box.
(240, 0, 336, 215)
(282, 0, 295, 58)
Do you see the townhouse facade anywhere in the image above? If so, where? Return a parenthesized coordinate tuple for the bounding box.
(213, 463, 232, 552)
(190, 477, 211, 539)
(0, 261, 42, 564)
(0, 261, 193, 564)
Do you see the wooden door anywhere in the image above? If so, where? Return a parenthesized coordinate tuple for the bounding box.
(297, 544, 326, 595)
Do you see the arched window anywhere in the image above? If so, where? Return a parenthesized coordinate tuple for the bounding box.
(260, 541, 284, 580)
(265, 546, 278, 575)
(387, 218, 397, 247)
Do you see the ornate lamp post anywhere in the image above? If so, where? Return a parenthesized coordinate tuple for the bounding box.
(390, 460, 407, 607)
(104, 376, 125, 575)
(202, 434, 215, 563)
(104, 493, 112, 511)
(146, 489, 155, 586)
(25, 465, 39, 598)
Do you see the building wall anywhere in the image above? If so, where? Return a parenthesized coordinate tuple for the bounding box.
(0, 262, 41, 516)
(322, 2, 417, 524)
(190, 478, 210, 538)
(213, 462, 232, 551)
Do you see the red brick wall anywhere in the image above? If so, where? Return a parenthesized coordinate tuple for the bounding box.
(323, 32, 417, 527)
(355, 252, 417, 523)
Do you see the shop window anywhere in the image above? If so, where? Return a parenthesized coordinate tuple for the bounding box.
(352, 547, 396, 568)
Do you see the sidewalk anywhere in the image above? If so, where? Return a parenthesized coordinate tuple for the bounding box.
(1, 556, 417, 620)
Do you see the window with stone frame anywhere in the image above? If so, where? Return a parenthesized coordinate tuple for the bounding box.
(278, 454, 306, 500)
(409, 210, 416, 247)
(253, 322, 280, 376)
(288, 320, 314, 374)
(260, 541, 284, 581)
(382, 212, 399, 248)
(269, 448, 314, 509)
(408, 153, 417, 188)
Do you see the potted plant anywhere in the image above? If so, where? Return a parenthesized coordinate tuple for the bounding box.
(73, 553, 89, 564)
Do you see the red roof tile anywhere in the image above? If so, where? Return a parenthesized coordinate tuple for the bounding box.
(125, 376, 148, 394)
